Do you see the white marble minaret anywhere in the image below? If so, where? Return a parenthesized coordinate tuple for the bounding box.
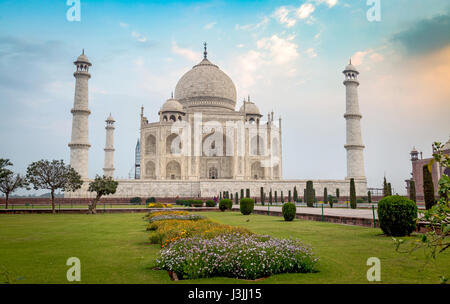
(69, 50, 91, 179)
(343, 60, 366, 180)
(103, 114, 115, 177)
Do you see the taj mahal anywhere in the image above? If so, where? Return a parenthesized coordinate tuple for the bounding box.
(65, 44, 367, 198)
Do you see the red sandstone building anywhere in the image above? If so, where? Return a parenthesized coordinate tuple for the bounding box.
(406, 138, 450, 198)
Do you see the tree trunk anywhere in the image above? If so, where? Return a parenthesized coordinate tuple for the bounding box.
(5, 192, 9, 209)
(51, 189, 55, 214)
(88, 194, 102, 214)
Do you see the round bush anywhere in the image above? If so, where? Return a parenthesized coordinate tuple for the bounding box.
(282, 202, 296, 221)
(240, 198, 254, 215)
(130, 197, 142, 205)
(192, 200, 204, 207)
(219, 199, 232, 212)
(205, 200, 216, 207)
(146, 197, 156, 204)
(377, 195, 418, 236)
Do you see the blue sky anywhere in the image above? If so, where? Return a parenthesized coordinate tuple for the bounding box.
(1, 0, 449, 194)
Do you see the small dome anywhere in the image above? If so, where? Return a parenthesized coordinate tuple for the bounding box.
(411, 146, 418, 153)
(106, 113, 115, 122)
(161, 98, 184, 113)
(239, 101, 260, 115)
(75, 50, 91, 64)
(344, 62, 358, 73)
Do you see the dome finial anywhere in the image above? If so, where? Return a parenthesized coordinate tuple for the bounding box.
(203, 42, 207, 59)
(82, 49, 85, 55)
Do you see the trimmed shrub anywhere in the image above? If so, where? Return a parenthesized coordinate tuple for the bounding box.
(205, 200, 216, 207)
(240, 198, 254, 215)
(246, 188, 250, 198)
(219, 199, 232, 211)
(368, 191, 372, 204)
(350, 178, 356, 209)
(305, 181, 315, 207)
(146, 197, 156, 204)
(423, 164, 435, 210)
(409, 180, 416, 202)
(282, 202, 296, 221)
(192, 200, 203, 207)
(377, 195, 418, 236)
(175, 199, 185, 205)
(130, 197, 142, 205)
(235, 192, 239, 205)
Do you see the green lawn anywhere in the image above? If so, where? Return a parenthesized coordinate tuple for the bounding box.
(0, 212, 448, 284)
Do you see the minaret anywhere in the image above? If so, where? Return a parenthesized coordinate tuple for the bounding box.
(69, 50, 91, 179)
(343, 60, 366, 180)
(103, 114, 115, 177)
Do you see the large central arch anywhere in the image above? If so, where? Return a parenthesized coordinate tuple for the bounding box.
(166, 160, 181, 180)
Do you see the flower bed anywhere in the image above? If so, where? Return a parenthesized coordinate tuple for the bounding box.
(156, 233, 319, 280)
(146, 211, 189, 219)
(147, 203, 173, 208)
(149, 218, 252, 247)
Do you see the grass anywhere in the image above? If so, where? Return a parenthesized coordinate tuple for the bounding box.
(0, 212, 448, 284)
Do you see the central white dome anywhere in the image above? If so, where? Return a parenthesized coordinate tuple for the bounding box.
(174, 58, 237, 111)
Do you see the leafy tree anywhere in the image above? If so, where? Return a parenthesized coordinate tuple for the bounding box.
(288, 190, 292, 202)
(350, 178, 356, 209)
(409, 180, 416, 203)
(293, 186, 298, 202)
(423, 164, 435, 210)
(87, 175, 118, 214)
(274, 191, 278, 203)
(240, 189, 244, 199)
(0, 172, 27, 209)
(336, 188, 340, 200)
(383, 176, 388, 197)
(246, 188, 250, 198)
(367, 190, 372, 204)
(26, 160, 83, 213)
(235, 192, 239, 205)
(269, 190, 273, 205)
(0, 158, 13, 180)
(260, 187, 264, 204)
(323, 187, 328, 204)
(281, 191, 284, 203)
(387, 183, 392, 196)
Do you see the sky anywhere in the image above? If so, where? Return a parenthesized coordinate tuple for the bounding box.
(0, 0, 449, 195)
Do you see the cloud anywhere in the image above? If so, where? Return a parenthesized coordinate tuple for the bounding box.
(235, 17, 269, 31)
(204, 22, 217, 30)
(351, 49, 384, 66)
(131, 31, 147, 43)
(306, 48, 317, 58)
(171, 42, 201, 62)
(257, 34, 299, 65)
(391, 13, 450, 56)
(119, 22, 129, 28)
(314, 0, 338, 8)
(297, 3, 315, 19)
(236, 44, 245, 48)
(274, 7, 297, 28)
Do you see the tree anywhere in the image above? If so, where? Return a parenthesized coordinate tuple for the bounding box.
(0, 172, 27, 209)
(281, 191, 284, 203)
(26, 160, 83, 213)
(235, 192, 239, 205)
(423, 164, 435, 210)
(305, 180, 315, 207)
(269, 190, 273, 205)
(246, 188, 250, 198)
(0, 158, 13, 180)
(293, 186, 298, 202)
(260, 187, 264, 204)
(367, 190, 372, 204)
(350, 178, 356, 209)
(240, 189, 244, 199)
(336, 188, 340, 201)
(409, 180, 416, 203)
(387, 183, 392, 196)
(87, 175, 118, 214)
(274, 191, 278, 203)
(288, 190, 292, 203)
(323, 187, 328, 204)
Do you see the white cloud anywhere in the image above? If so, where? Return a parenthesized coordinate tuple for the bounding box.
(274, 7, 297, 28)
(236, 44, 245, 48)
(236, 17, 269, 31)
(297, 3, 315, 19)
(351, 49, 384, 66)
(314, 0, 338, 8)
(131, 31, 147, 43)
(119, 22, 129, 28)
(171, 42, 201, 62)
(257, 34, 299, 64)
(306, 48, 318, 58)
(204, 22, 216, 30)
